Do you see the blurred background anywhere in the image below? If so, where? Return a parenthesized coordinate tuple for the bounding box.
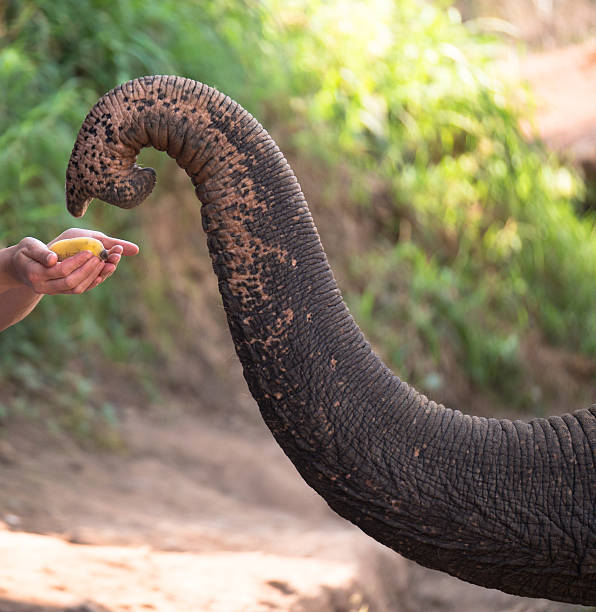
(0, 1, 595, 610)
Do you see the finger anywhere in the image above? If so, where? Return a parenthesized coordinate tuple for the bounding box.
(88, 269, 113, 290)
(105, 252, 122, 266)
(48, 228, 107, 243)
(84, 257, 119, 291)
(89, 277, 103, 290)
(18, 251, 91, 292)
(97, 262, 117, 283)
(88, 265, 115, 290)
(106, 245, 123, 259)
(42, 251, 94, 280)
(46, 251, 58, 267)
(94, 234, 139, 256)
(68, 259, 106, 294)
(21, 237, 57, 267)
(44, 256, 103, 294)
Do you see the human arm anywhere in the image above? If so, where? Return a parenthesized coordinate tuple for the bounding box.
(0, 229, 139, 331)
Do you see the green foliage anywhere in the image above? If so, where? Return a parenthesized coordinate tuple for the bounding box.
(348, 241, 522, 394)
(254, 0, 594, 399)
(0, 0, 594, 425)
(0, 0, 269, 430)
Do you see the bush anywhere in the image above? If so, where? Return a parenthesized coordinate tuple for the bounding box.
(259, 0, 593, 399)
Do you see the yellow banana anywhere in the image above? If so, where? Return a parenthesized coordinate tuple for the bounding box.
(49, 237, 108, 262)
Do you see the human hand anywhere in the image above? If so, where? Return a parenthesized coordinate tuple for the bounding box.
(10, 228, 139, 295)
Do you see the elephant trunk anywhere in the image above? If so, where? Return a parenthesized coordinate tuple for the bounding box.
(66, 76, 596, 605)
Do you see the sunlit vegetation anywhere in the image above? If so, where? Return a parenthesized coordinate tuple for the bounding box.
(273, 1, 595, 399)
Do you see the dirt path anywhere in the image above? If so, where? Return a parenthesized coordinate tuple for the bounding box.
(516, 39, 596, 162)
(0, 403, 581, 612)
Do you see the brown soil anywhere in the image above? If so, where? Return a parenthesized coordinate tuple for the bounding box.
(457, 0, 596, 49)
(0, 404, 580, 612)
(516, 39, 596, 163)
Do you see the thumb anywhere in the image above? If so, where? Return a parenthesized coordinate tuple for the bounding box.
(21, 237, 57, 267)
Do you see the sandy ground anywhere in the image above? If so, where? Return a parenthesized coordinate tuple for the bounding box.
(0, 404, 582, 612)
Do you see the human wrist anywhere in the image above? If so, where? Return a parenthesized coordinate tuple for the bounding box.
(0, 245, 24, 292)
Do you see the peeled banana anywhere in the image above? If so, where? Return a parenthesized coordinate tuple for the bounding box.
(49, 237, 108, 262)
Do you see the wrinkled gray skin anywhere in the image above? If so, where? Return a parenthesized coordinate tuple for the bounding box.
(65, 76, 595, 605)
